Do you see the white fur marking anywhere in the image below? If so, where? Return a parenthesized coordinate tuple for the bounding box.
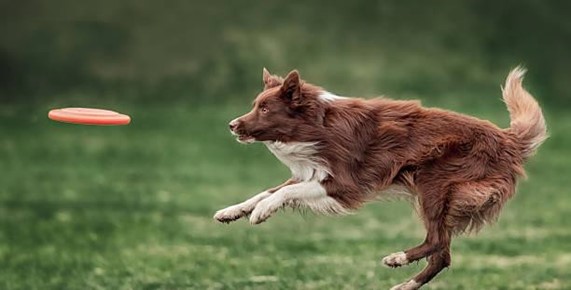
(382, 251, 409, 267)
(249, 181, 348, 224)
(265, 141, 330, 182)
(390, 280, 422, 290)
(275, 181, 348, 215)
(318, 91, 347, 103)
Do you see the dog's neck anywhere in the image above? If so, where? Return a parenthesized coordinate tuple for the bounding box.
(264, 141, 330, 182)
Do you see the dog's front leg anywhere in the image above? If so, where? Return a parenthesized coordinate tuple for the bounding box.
(213, 191, 272, 223)
(213, 179, 296, 223)
(250, 180, 345, 224)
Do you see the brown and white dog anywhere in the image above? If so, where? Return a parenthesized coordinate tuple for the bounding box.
(214, 67, 547, 289)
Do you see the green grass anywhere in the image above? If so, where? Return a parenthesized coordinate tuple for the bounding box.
(0, 100, 569, 289)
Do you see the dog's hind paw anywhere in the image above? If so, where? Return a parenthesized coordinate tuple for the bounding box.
(390, 280, 421, 290)
(382, 251, 409, 268)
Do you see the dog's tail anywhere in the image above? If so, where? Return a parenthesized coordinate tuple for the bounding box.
(502, 66, 547, 159)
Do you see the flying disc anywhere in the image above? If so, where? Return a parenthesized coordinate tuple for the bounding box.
(48, 108, 131, 126)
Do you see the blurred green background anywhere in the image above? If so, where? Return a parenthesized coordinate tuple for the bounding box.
(1, 1, 570, 289)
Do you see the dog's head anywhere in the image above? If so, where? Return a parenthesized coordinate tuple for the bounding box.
(229, 68, 323, 144)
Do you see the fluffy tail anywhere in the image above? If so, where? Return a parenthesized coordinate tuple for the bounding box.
(502, 66, 547, 159)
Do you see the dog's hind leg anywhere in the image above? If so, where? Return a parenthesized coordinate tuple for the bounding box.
(382, 183, 454, 289)
(382, 219, 448, 267)
(390, 244, 451, 290)
(387, 215, 452, 289)
(383, 181, 454, 268)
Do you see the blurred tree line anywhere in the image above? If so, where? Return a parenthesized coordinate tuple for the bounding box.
(0, 0, 569, 106)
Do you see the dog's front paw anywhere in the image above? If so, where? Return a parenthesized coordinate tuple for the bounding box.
(389, 280, 421, 290)
(249, 197, 281, 225)
(382, 251, 409, 268)
(213, 204, 247, 223)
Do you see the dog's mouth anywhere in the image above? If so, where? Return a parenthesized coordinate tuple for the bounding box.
(230, 130, 256, 144)
(236, 134, 255, 144)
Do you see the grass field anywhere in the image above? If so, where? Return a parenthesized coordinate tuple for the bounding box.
(1, 98, 570, 289)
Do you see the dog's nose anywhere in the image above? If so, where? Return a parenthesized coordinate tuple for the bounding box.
(229, 119, 239, 131)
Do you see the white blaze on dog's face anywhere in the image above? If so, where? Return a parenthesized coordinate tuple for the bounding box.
(228, 69, 323, 144)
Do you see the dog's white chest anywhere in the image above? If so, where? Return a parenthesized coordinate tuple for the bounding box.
(265, 141, 330, 182)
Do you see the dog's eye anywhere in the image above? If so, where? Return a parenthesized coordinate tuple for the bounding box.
(261, 107, 269, 114)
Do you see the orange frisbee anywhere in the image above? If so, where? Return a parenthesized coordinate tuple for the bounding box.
(48, 108, 131, 126)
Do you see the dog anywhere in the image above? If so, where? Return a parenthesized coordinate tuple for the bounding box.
(214, 67, 547, 289)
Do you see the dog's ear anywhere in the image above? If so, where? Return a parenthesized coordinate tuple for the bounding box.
(281, 70, 302, 105)
(262, 68, 281, 90)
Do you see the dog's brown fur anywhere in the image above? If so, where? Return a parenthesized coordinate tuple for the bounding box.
(218, 67, 547, 289)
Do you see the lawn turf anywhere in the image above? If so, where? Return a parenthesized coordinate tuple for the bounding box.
(1, 99, 570, 289)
